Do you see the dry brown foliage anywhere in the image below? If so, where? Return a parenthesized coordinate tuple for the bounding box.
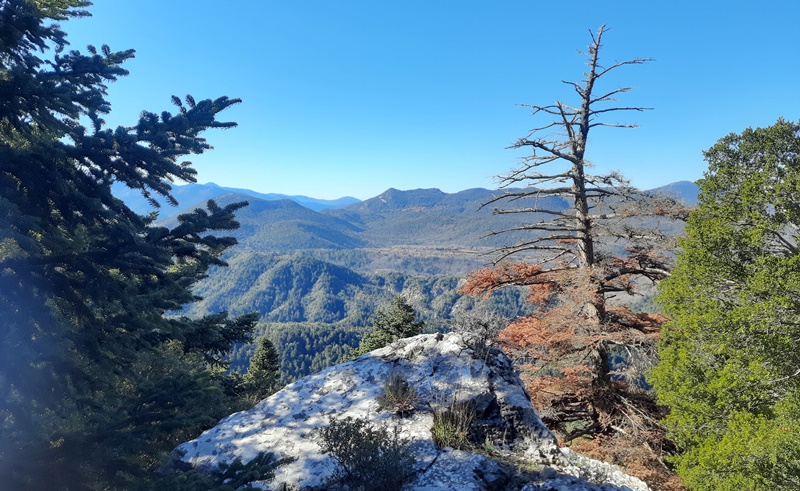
(460, 254, 683, 488)
(569, 434, 686, 491)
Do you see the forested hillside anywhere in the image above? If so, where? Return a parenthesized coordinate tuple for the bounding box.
(164, 183, 694, 383)
(187, 253, 528, 322)
(227, 322, 362, 381)
(182, 252, 529, 380)
(144, 178, 698, 384)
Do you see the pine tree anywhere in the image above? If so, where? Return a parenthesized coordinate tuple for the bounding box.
(460, 26, 685, 489)
(0, 2, 256, 488)
(241, 335, 282, 403)
(354, 296, 424, 356)
(652, 119, 800, 490)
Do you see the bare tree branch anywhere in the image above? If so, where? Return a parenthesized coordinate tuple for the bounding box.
(462, 27, 683, 473)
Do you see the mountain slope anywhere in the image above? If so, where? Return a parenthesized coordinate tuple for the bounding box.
(648, 180, 699, 205)
(325, 187, 571, 248)
(148, 183, 695, 255)
(113, 181, 360, 215)
(185, 252, 530, 326)
(162, 193, 366, 251)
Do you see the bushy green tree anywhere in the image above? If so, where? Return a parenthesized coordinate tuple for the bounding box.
(652, 119, 800, 490)
(354, 296, 424, 355)
(0, 1, 257, 488)
(240, 335, 281, 402)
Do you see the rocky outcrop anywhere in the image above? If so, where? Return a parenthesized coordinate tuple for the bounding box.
(173, 333, 649, 490)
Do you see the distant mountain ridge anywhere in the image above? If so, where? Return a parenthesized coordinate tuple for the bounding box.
(151, 182, 698, 253)
(114, 180, 700, 218)
(111, 181, 361, 215)
(647, 180, 700, 205)
(210, 193, 367, 251)
(153, 188, 564, 253)
(324, 187, 571, 248)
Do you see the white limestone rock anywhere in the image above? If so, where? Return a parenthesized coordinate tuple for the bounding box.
(173, 333, 649, 491)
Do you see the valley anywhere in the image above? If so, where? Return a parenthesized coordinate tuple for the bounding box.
(146, 182, 697, 381)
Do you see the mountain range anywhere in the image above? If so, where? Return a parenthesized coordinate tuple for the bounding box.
(112, 181, 360, 215)
(147, 181, 697, 257)
(134, 181, 697, 380)
(115, 180, 700, 221)
(150, 180, 697, 326)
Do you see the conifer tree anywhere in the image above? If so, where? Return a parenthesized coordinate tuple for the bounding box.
(354, 296, 424, 356)
(652, 119, 800, 490)
(461, 26, 684, 489)
(0, 1, 256, 488)
(242, 335, 282, 402)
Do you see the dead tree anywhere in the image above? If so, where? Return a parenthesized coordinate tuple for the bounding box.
(485, 24, 674, 273)
(462, 26, 686, 489)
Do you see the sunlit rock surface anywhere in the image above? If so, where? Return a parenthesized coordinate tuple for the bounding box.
(174, 333, 649, 490)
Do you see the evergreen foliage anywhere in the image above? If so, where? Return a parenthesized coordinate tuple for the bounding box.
(652, 119, 800, 490)
(186, 251, 531, 325)
(240, 335, 281, 403)
(0, 2, 257, 488)
(152, 451, 291, 491)
(249, 335, 281, 376)
(353, 296, 424, 355)
(226, 321, 362, 383)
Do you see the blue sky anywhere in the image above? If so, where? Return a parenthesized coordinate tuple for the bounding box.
(65, 1, 800, 200)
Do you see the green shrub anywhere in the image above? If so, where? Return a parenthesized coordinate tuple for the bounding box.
(376, 372, 418, 415)
(431, 400, 475, 450)
(152, 451, 292, 491)
(316, 416, 416, 491)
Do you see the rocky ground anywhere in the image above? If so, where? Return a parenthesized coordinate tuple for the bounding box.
(173, 333, 650, 491)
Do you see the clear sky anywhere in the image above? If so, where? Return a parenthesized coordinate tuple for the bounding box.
(64, 1, 800, 200)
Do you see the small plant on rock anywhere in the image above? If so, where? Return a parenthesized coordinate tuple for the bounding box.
(431, 399, 476, 450)
(450, 308, 506, 360)
(316, 416, 416, 491)
(376, 372, 418, 415)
